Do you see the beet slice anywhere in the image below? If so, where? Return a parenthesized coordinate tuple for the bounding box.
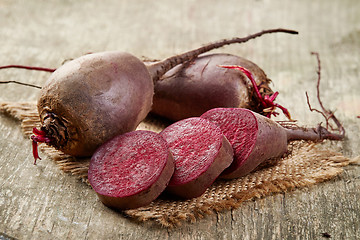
(201, 108, 288, 179)
(88, 130, 174, 210)
(160, 117, 234, 199)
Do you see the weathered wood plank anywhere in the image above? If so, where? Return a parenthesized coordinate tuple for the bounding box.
(0, 0, 359, 239)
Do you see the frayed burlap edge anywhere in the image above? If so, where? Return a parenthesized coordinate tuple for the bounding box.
(1, 101, 358, 228)
(0, 102, 90, 180)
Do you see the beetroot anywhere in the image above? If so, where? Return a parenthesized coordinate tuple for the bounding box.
(160, 117, 234, 199)
(88, 130, 174, 210)
(152, 53, 274, 121)
(36, 52, 154, 157)
(201, 108, 344, 179)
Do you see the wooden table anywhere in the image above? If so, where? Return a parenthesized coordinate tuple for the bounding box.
(1, 0, 359, 239)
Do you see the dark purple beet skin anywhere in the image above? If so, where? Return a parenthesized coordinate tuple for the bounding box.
(201, 108, 288, 179)
(152, 53, 273, 121)
(160, 117, 234, 199)
(88, 130, 174, 210)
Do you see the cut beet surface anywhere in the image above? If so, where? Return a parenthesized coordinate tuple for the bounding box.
(160, 117, 234, 199)
(88, 130, 174, 210)
(201, 108, 288, 179)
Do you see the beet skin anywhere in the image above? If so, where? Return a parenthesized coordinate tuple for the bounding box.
(152, 53, 273, 121)
(38, 52, 153, 157)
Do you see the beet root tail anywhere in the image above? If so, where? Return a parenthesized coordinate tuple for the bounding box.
(285, 125, 344, 142)
(31, 127, 53, 164)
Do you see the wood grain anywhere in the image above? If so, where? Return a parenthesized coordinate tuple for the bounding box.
(0, 0, 359, 239)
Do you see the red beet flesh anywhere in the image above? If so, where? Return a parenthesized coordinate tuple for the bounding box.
(88, 130, 174, 210)
(201, 108, 288, 179)
(160, 117, 234, 199)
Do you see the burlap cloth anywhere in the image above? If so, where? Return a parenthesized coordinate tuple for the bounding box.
(1, 102, 358, 228)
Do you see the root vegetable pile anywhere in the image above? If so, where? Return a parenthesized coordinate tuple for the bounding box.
(86, 53, 345, 209)
(1, 29, 346, 210)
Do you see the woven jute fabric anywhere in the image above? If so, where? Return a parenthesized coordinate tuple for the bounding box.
(0, 102, 356, 228)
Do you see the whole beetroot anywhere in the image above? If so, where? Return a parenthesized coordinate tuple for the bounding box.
(152, 53, 274, 121)
(37, 52, 153, 156)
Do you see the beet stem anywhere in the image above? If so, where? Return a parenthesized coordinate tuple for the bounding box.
(220, 65, 293, 120)
(148, 28, 298, 82)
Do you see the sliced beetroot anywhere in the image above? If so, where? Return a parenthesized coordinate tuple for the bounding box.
(160, 117, 234, 199)
(88, 130, 174, 210)
(201, 108, 288, 179)
(201, 108, 343, 179)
